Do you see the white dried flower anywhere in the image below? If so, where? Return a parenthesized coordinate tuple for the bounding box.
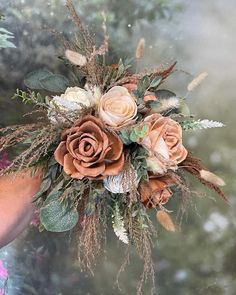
(48, 87, 95, 123)
(104, 169, 139, 194)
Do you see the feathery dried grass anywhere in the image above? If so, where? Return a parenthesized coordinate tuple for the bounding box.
(77, 214, 102, 274)
(66, 0, 107, 86)
(126, 207, 156, 295)
(0, 123, 59, 175)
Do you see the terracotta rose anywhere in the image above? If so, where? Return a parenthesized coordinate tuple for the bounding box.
(54, 115, 125, 179)
(139, 174, 175, 208)
(98, 86, 137, 129)
(140, 113, 188, 174)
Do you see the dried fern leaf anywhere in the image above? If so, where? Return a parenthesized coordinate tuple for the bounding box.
(112, 204, 129, 244)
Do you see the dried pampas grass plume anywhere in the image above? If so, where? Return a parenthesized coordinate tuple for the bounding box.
(135, 38, 146, 59)
(65, 49, 87, 67)
(200, 170, 225, 187)
(187, 72, 208, 92)
(156, 210, 176, 232)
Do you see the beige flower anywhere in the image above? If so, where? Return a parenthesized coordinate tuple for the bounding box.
(48, 86, 96, 123)
(140, 113, 188, 174)
(52, 87, 95, 111)
(98, 86, 137, 129)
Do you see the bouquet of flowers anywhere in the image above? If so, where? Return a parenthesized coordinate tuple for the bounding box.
(0, 1, 227, 293)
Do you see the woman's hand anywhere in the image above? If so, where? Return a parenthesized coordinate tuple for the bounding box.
(0, 170, 42, 248)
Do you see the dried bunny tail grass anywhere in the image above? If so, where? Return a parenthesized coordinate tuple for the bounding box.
(180, 154, 228, 202)
(156, 210, 176, 232)
(65, 49, 87, 66)
(187, 72, 208, 92)
(200, 170, 225, 187)
(77, 214, 102, 274)
(135, 38, 146, 59)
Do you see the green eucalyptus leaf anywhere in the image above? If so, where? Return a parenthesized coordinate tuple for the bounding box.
(119, 130, 132, 145)
(0, 27, 16, 48)
(150, 75, 162, 88)
(40, 192, 79, 232)
(155, 89, 176, 100)
(178, 101, 191, 116)
(24, 69, 52, 89)
(40, 74, 69, 93)
(146, 100, 161, 109)
(130, 131, 139, 142)
(142, 75, 151, 90)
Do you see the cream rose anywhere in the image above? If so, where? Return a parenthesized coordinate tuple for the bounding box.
(140, 113, 188, 175)
(98, 86, 137, 129)
(52, 87, 95, 111)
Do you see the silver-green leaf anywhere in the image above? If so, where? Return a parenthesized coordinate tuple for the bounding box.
(24, 69, 52, 89)
(40, 192, 79, 232)
(40, 74, 69, 93)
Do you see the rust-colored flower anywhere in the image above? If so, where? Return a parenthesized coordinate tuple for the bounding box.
(139, 174, 175, 208)
(140, 113, 188, 174)
(122, 80, 156, 102)
(54, 115, 125, 180)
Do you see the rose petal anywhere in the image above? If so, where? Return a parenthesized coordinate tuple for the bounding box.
(63, 153, 77, 175)
(54, 142, 67, 165)
(73, 161, 106, 178)
(105, 132, 123, 161)
(103, 153, 125, 176)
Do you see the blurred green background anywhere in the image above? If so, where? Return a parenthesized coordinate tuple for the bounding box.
(0, 0, 236, 294)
